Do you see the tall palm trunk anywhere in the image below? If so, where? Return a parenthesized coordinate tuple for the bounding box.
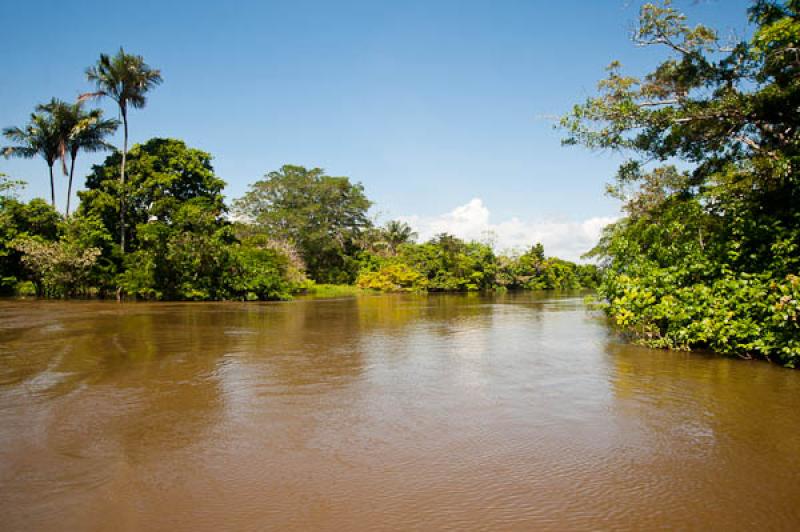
(66, 153, 77, 217)
(48, 164, 56, 209)
(116, 109, 128, 302)
(120, 109, 128, 254)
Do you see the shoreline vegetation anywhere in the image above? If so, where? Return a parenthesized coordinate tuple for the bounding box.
(0, 155, 601, 301)
(561, 1, 800, 366)
(2, 1, 799, 366)
(0, 54, 599, 304)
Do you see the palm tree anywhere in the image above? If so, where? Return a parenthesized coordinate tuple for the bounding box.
(63, 104, 118, 216)
(36, 99, 118, 216)
(82, 48, 162, 252)
(383, 220, 418, 254)
(2, 110, 62, 209)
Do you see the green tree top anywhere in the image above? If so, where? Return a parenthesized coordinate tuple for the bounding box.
(561, 0, 800, 191)
(234, 164, 373, 282)
(79, 138, 226, 253)
(83, 48, 162, 117)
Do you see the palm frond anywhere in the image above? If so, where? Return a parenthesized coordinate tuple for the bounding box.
(2, 126, 29, 143)
(2, 145, 38, 159)
(85, 48, 162, 111)
(78, 90, 107, 102)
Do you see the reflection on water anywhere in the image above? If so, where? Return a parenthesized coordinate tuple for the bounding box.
(1, 293, 799, 530)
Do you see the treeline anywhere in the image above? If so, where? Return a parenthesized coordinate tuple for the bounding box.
(0, 161, 596, 298)
(563, 1, 800, 366)
(357, 240, 598, 292)
(1, 49, 595, 299)
(0, 154, 596, 299)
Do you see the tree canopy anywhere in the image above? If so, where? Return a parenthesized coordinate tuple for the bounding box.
(79, 138, 227, 253)
(234, 164, 373, 283)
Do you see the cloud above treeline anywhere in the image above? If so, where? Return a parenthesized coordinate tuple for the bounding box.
(398, 198, 617, 262)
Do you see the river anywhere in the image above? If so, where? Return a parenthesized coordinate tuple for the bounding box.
(0, 292, 798, 530)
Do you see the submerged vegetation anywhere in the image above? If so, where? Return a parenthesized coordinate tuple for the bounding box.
(563, 0, 800, 366)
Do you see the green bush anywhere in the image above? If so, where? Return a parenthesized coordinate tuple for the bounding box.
(355, 236, 595, 293)
(11, 236, 100, 298)
(357, 263, 427, 292)
(602, 272, 800, 367)
(0, 196, 61, 294)
(227, 244, 298, 301)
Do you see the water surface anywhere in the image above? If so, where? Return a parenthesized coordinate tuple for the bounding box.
(1, 293, 799, 530)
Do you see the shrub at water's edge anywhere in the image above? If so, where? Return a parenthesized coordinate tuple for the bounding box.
(301, 284, 370, 298)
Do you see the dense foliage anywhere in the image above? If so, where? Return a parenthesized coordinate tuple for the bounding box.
(0, 48, 603, 306)
(12, 235, 100, 298)
(234, 165, 373, 284)
(0, 141, 309, 300)
(0, 176, 61, 294)
(563, 1, 800, 366)
(2, 139, 597, 301)
(357, 234, 599, 293)
(79, 139, 307, 300)
(80, 138, 227, 253)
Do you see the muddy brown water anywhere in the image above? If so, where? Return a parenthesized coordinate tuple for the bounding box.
(0, 292, 799, 531)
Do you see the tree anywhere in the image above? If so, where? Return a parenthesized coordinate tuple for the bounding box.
(0, 173, 25, 199)
(78, 138, 300, 301)
(382, 220, 417, 254)
(2, 109, 63, 209)
(79, 138, 226, 255)
(82, 48, 162, 254)
(391, 234, 497, 291)
(62, 103, 118, 216)
(35, 99, 119, 216)
(121, 198, 302, 301)
(562, 0, 800, 365)
(234, 165, 373, 283)
(0, 182, 61, 293)
(12, 236, 100, 298)
(120, 198, 236, 300)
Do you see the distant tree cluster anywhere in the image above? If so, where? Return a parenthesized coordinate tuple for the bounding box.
(356, 236, 598, 293)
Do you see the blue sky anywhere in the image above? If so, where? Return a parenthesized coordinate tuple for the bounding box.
(1, 0, 752, 259)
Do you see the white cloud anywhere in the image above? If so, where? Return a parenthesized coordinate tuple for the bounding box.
(398, 198, 617, 262)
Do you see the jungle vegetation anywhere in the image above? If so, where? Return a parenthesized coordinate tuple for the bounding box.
(0, 159, 596, 300)
(3, 1, 797, 367)
(1, 49, 595, 300)
(562, 0, 800, 366)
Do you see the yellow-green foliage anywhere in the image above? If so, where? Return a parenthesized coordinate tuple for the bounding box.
(357, 263, 427, 292)
(357, 236, 597, 293)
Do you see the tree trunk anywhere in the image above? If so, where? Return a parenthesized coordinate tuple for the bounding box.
(117, 108, 128, 303)
(66, 154, 77, 217)
(120, 111, 128, 254)
(48, 164, 56, 210)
